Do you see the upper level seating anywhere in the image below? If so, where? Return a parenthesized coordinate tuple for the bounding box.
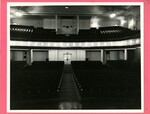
(11, 61, 64, 109)
(10, 25, 35, 38)
(71, 61, 141, 109)
(10, 25, 140, 42)
(10, 25, 56, 41)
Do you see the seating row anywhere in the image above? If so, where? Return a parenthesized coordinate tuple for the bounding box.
(71, 61, 141, 108)
(107, 60, 141, 74)
(11, 61, 27, 72)
(11, 61, 64, 102)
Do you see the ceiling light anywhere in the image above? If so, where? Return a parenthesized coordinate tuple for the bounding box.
(15, 11, 23, 17)
(110, 13, 116, 18)
(65, 7, 69, 9)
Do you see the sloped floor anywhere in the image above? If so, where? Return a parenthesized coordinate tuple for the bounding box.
(58, 65, 82, 109)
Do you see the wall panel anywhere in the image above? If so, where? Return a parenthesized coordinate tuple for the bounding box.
(11, 18, 43, 27)
(33, 51, 48, 61)
(86, 51, 101, 61)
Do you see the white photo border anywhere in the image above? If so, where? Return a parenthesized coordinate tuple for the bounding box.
(7, 2, 144, 113)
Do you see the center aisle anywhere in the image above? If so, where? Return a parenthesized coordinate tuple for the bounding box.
(58, 65, 82, 109)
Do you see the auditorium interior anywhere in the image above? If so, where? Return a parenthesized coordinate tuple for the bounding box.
(9, 4, 142, 110)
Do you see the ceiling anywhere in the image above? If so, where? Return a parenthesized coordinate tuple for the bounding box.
(10, 5, 140, 19)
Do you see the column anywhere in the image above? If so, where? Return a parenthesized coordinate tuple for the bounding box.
(77, 15, 79, 34)
(27, 49, 33, 65)
(134, 47, 141, 62)
(124, 49, 127, 60)
(55, 15, 58, 33)
(11, 51, 15, 61)
(101, 49, 106, 65)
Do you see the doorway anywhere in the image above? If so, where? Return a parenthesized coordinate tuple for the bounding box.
(63, 52, 72, 64)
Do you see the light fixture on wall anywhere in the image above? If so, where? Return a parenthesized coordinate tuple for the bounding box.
(12, 23, 17, 25)
(15, 11, 23, 17)
(90, 16, 100, 29)
(129, 19, 135, 29)
(10, 14, 15, 18)
(110, 13, 116, 18)
(120, 19, 126, 26)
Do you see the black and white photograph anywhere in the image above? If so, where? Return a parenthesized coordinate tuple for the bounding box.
(8, 2, 143, 112)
